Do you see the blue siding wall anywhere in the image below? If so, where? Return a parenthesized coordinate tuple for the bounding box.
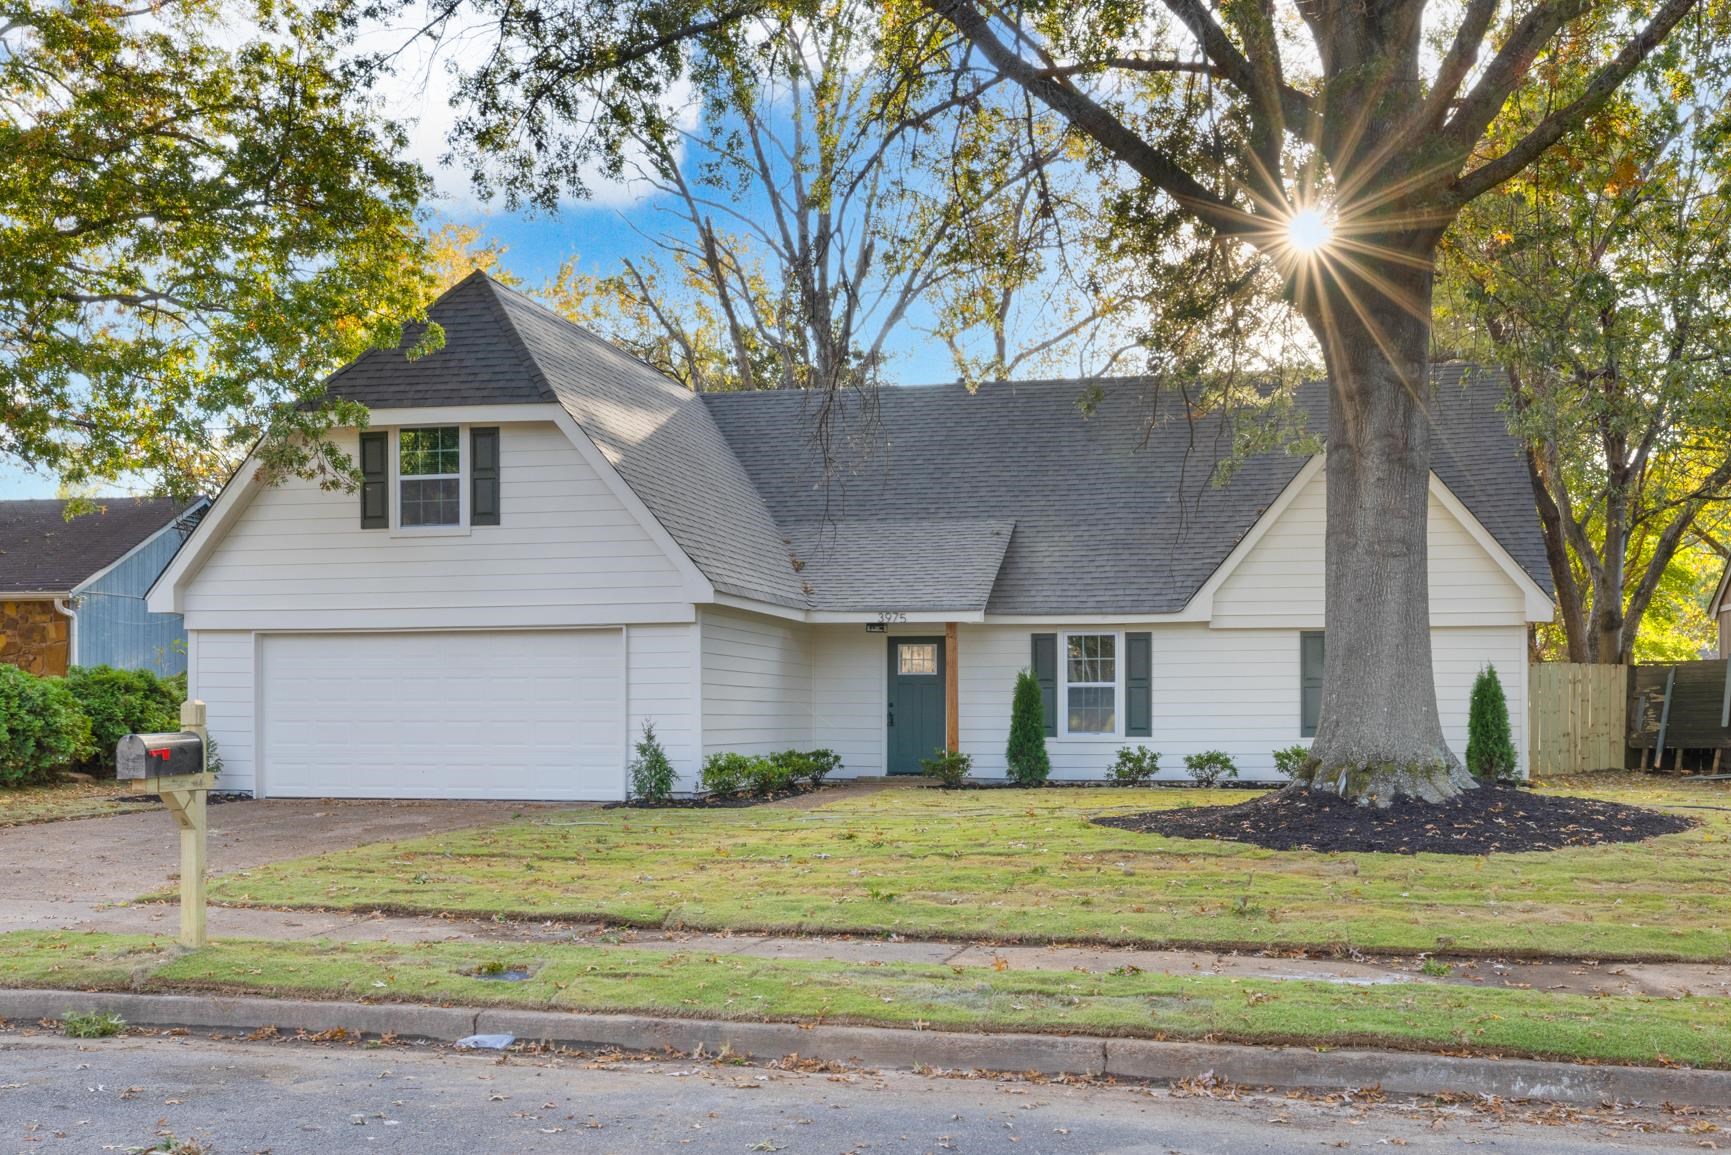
(73, 528, 189, 674)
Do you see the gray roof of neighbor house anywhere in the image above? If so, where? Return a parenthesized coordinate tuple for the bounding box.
(325, 273, 1550, 616)
(0, 498, 201, 594)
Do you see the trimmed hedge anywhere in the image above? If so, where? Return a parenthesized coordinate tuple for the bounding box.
(698, 748, 843, 797)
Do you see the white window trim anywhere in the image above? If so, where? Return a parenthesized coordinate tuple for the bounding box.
(1059, 630, 1122, 739)
(390, 425, 470, 537)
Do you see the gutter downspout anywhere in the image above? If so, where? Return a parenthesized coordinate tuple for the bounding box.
(53, 597, 78, 670)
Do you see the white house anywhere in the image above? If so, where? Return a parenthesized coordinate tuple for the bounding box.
(147, 273, 1554, 799)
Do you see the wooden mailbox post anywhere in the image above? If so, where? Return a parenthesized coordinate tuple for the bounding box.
(116, 700, 213, 947)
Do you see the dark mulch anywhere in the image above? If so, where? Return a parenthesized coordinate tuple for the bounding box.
(1094, 784, 1696, 855)
(607, 782, 829, 810)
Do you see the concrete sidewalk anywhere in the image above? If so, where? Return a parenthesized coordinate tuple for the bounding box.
(37, 899, 1731, 1000)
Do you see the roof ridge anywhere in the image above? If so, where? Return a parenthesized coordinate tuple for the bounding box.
(471, 277, 558, 403)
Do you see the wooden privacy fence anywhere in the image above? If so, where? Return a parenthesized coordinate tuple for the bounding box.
(1529, 662, 1630, 776)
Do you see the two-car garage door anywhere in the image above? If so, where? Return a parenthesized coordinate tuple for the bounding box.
(259, 630, 623, 800)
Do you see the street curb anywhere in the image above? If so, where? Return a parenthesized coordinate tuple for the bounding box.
(6, 989, 1730, 1108)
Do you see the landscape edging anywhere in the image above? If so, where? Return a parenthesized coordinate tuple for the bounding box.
(4, 988, 1729, 1108)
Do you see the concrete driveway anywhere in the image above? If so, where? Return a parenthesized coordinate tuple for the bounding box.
(0, 798, 557, 934)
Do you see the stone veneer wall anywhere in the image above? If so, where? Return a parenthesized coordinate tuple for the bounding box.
(0, 599, 70, 676)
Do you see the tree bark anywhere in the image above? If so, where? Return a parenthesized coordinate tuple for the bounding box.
(1301, 262, 1476, 805)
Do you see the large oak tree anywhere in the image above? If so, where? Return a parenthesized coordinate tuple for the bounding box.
(387, 0, 1699, 803)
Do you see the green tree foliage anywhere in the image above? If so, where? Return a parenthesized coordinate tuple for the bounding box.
(0, 666, 91, 786)
(1438, 11, 1731, 664)
(628, 721, 676, 802)
(1006, 669, 1051, 786)
(1, 0, 435, 497)
(1465, 665, 1518, 783)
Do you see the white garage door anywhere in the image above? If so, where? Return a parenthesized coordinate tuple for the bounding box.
(260, 630, 624, 800)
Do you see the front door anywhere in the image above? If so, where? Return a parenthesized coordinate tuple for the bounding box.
(887, 636, 946, 775)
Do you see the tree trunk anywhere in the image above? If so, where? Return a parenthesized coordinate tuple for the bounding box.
(1301, 263, 1476, 806)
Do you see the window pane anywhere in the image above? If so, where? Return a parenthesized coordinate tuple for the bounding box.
(898, 643, 937, 676)
(400, 477, 460, 526)
(1066, 634, 1115, 683)
(401, 427, 460, 477)
(1067, 686, 1116, 734)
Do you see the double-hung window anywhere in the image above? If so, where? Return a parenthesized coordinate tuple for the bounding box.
(398, 426, 462, 528)
(1064, 633, 1117, 735)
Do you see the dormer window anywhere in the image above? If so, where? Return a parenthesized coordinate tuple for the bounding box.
(399, 427, 462, 527)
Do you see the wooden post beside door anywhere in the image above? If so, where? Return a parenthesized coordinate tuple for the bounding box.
(945, 623, 959, 753)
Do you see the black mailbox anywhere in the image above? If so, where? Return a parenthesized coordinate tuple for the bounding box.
(116, 732, 205, 780)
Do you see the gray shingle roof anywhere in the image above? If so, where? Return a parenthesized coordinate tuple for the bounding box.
(0, 498, 198, 593)
(785, 518, 1014, 612)
(703, 366, 1552, 615)
(325, 274, 1549, 616)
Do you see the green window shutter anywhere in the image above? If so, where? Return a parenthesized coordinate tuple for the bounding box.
(471, 427, 500, 526)
(1031, 633, 1057, 738)
(1125, 632, 1152, 737)
(1300, 630, 1326, 737)
(359, 430, 388, 529)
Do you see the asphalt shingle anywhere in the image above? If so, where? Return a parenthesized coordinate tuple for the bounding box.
(0, 499, 199, 593)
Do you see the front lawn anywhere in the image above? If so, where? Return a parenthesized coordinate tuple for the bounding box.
(5, 930, 1730, 1069)
(194, 774, 1731, 962)
(0, 777, 156, 827)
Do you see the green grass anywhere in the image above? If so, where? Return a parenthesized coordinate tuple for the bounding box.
(4, 929, 1731, 1069)
(193, 775, 1731, 962)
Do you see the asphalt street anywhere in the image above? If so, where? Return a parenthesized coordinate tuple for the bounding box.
(1, 1029, 1721, 1155)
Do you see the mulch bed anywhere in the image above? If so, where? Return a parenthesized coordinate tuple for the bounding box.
(111, 791, 254, 806)
(607, 782, 829, 810)
(1095, 784, 1695, 855)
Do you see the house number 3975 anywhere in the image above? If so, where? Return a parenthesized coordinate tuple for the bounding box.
(876, 611, 908, 624)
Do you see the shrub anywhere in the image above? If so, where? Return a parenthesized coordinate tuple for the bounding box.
(1005, 669, 1050, 786)
(769, 748, 842, 787)
(921, 748, 972, 788)
(743, 756, 799, 795)
(1466, 664, 1518, 782)
(628, 721, 676, 802)
(1183, 749, 1239, 787)
(699, 752, 756, 795)
(1107, 745, 1160, 786)
(0, 666, 92, 787)
(64, 665, 183, 775)
(1272, 744, 1313, 778)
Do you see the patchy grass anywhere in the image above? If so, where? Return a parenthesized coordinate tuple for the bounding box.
(0, 777, 157, 827)
(3, 929, 1731, 1069)
(192, 778, 1731, 962)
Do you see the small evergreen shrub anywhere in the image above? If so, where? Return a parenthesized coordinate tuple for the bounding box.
(1466, 664, 1518, 782)
(770, 748, 842, 786)
(699, 752, 755, 795)
(743, 756, 799, 795)
(921, 748, 972, 788)
(0, 666, 92, 787)
(1183, 749, 1239, 787)
(1271, 744, 1313, 778)
(1107, 745, 1160, 786)
(628, 722, 676, 802)
(1005, 669, 1051, 786)
(64, 665, 182, 775)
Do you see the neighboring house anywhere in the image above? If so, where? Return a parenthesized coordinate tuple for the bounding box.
(1708, 562, 1731, 658)
(1, 498, 209, 676)
(148, 273, 1554, 800)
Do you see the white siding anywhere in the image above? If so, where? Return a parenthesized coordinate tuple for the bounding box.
(191, 630, 256, 793)
(809, 621, 1531, 781)
(1212, 471, 1527, 628)
(180, 423, 689, 630)
(700, 607, 812, 756)
(626, 622, 703, 789)
(812, 624, 887, 776)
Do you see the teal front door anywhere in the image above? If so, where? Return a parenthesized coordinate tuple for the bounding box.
(887, 636, 946, 775)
